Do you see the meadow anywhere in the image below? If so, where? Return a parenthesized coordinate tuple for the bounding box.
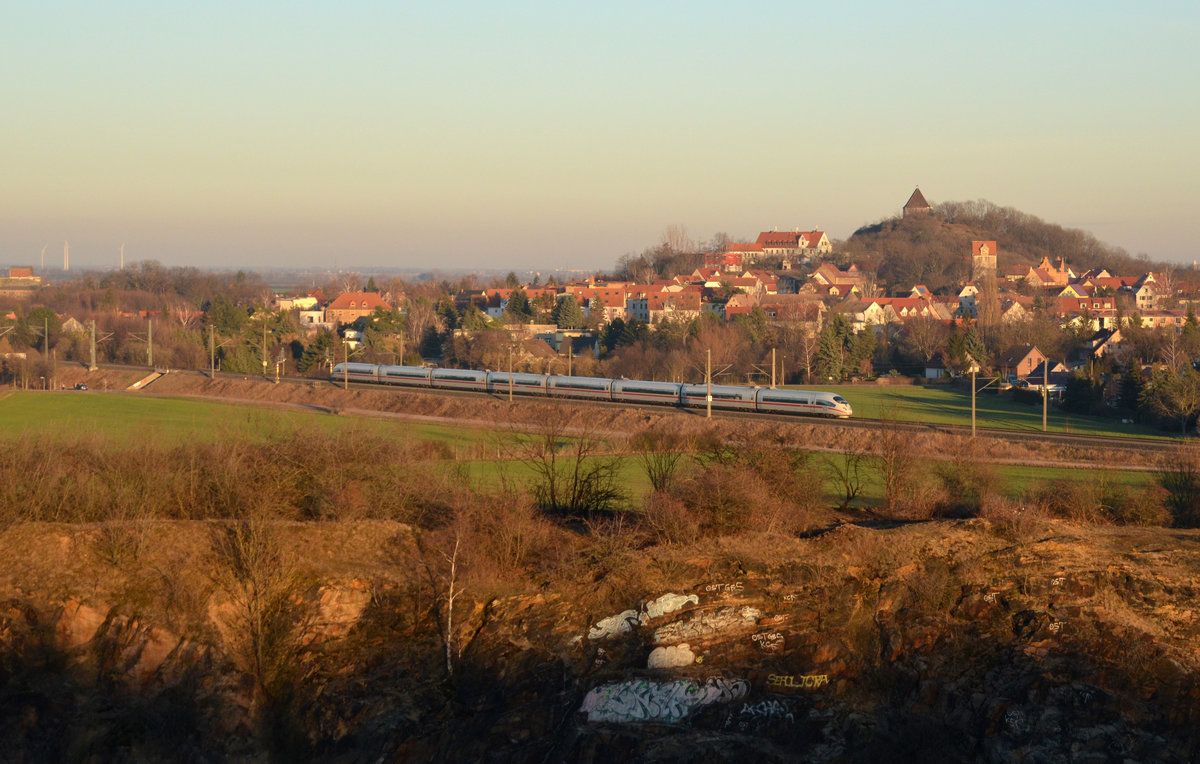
(0, 390, 1153, 513)
(804, 383, 1165, 439)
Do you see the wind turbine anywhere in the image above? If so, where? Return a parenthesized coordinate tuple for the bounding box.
(40, 245, 46, 270)
(120, 243, 125, 270)
(63, 241, 69, 272)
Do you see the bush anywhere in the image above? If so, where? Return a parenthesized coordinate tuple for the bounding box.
(1027, 478, 1170, 527)
(932, 438, 1000, 517)
(1154, 444, 1200, 527)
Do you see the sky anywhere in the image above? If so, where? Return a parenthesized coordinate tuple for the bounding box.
(2, 1, 1197, 272)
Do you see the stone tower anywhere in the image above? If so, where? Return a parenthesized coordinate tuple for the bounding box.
(972, 240, 997, 281)
(903, 187, 932, 218)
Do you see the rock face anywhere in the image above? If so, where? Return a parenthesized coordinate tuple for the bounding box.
(2, 520, 1200, 761)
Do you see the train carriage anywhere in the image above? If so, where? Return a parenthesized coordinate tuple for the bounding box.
(756, 389, 852, 418)
(611, 379, 683, 406)
(547, 375, 613, 401)
(486, 371, 549, 396)
(430, 368, 488, 393)
(680, 383, 757, 411)
(331, 362, 380, 384)
(379, 365, 433, 387)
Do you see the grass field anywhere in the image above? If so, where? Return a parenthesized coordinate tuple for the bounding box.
(0, 391, 487, 449)
(1, 390, 1154, 510)
(802, 383, 1166, 439)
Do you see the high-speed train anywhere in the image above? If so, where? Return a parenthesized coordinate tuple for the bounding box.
(331, 363, 853, 418)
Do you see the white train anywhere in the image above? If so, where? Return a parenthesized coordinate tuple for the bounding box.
(331, 363, 854, 418)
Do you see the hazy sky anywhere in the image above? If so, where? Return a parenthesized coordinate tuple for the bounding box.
(2, 2, 1197, 271)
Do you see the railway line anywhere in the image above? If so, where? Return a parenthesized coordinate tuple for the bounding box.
(95, 363, 1172, 457)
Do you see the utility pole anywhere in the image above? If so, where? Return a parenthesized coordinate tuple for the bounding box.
(343, 342, 350, 390)
(209, 326, 216, 378)
(508, 347, 514, 403)
(771, 347, 776, 389)
(706, 348, 712, 420)
(971, 367, 977, 437)
(261, 323, 268, 378)
(1042, 362, 1048, 433)
(568, 342, 573, 376)
(89, 320, 98, 371)
(147, 318, 153, 367)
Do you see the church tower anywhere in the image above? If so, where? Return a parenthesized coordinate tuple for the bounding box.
(903, 187, 932, 218)
(972, 240, 997, 281)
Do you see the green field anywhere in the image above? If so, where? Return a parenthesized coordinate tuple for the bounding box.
(0, 390, 1153, 509)
(0, 391, 486, 450)
(801, 384, 1166, 439)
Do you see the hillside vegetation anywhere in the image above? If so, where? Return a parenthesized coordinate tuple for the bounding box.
(845, 200, 1164, 293)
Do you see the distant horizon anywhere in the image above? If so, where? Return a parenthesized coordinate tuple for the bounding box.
(4, 4, 1196, 270)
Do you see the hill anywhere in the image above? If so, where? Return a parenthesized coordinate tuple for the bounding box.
(844, 199, 1160, 294)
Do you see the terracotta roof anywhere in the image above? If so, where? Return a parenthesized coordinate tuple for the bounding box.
(755, 231, 805, 247)
(327, 291, 392, 311)
(904, 188, 931, 210)
(972, 241, 997, 256)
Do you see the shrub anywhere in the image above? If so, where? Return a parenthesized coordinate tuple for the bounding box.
(1154, 444, 1200, 527)
(932, 438, 1000, 517)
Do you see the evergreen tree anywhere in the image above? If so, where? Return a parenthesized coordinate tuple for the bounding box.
(437, 296, 459, 331)
(552, 295, 585, 330)
(299, 330, 334, 373)
(503, 289, 533, 323)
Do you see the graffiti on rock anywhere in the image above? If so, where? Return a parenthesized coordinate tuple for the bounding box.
(588, 592, 702, 640)
(647, 643, 696, 669)
(751, 632, 784, 651)
(588, 610, 642, 640)
(725, 699, 795, 731)
(643, 593, 700, 620)
(653, 606, 761, 645)
(580, 677, 750, 724)
(705, 582, 744, 594)
(766, 673, 830, 690)
(1051, 577, 1066, 587)
(984, 592, 998, 603)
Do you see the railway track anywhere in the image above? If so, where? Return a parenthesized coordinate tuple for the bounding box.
(98, 363, 1173, 456)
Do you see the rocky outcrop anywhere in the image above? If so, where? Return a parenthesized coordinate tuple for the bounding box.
(2, 520, 1200, 761)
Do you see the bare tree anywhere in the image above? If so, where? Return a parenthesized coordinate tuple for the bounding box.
(901, 316, 950, 367)
(513, 404, 625, 516)
(417, 528, 464, 679)
(659, 224, 696, 255)
(822, 444, 866, 511)
(210, 518, 311, 716)
(630, 428, 690, 492)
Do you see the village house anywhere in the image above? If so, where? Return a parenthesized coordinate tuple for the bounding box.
(999, 345, 1048, 381)
(324, 291, 392, 326)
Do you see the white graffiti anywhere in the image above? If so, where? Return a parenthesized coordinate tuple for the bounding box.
(782, 594, 798, 602)
(647, 643, 696, 669)
(588, 592, 702, 640)
(751, 632, 784, 651)
(705, 582, 744, 593)
(1051, 577, 1066, 587)
(1048, 621, 1063, 634)
(984, 592, 998, 603)
(643, 593, 700, 620)
(588, 610, 641, 640)
(726, 699, 795, 730)
(580, 678, 750, 724)
(653, 606, 761, 645)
